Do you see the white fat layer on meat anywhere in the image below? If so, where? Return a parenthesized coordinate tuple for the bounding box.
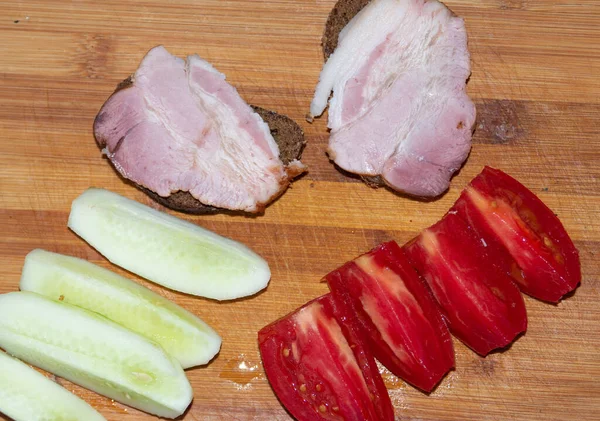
(186, 54, 221, 75)
(186, 55, 281, 159)
(310, 0, 406, 120)
(186, 57, 284, 195)
(185, 58, 285, 210)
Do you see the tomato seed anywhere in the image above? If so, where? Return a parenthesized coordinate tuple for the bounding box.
(299, 384, 307, 392)
(282, 348, 290, 357)
(332, 406, 339, 412)
(319, 404, 327, 413)
(554, 253, 565, 265)
(316, 384, 322, 392)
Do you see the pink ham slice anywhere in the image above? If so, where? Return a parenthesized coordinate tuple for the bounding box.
(310, 0, 476, 197)
(94, 46, 305, 213)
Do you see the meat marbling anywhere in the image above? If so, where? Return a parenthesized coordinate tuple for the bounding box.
(95, 46, 305, 213)
(310, 0, 476, 197)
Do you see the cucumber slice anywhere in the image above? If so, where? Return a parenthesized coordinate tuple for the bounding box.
(0, 292, 192, 419)
(20, 249, 222, 369)
(0, 351, 106, 421)
(68, 188, 271, 300)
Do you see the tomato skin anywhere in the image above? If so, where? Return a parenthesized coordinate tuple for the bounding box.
(403, 213, 528, 356)
(326, 242, 455, 392)
(452, 166, 581, 303)
(258, 294, 394, 421)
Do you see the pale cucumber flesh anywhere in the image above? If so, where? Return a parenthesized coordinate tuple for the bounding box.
(0, 292, 192, 419)
(68, 188, 271, 300)
(0, 350, 106, 421)
(20, 249, 222, 368)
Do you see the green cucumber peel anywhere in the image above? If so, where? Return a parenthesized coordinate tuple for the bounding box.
(68, 188, 271, 300)
(0, 350, 106, 421)
(20, 249, 222, 368)
(0, 292, 192, 419)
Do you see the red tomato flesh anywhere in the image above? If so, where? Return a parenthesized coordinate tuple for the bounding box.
(452, 166, 581, 302)
(258, 294, 394, 421)
(403, 213, 528, 356)
(326, 241, 455, 392)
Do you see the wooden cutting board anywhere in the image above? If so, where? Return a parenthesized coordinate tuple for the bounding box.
(1, 0, 599, 420)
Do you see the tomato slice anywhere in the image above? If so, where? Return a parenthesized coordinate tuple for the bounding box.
(452, 166, 581, 302)
(258, 294, 394, 421)
(326, 242, 455, 392)
(403, 213, 528, 356)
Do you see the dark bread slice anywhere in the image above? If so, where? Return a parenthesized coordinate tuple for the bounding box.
(95, 79, 306, 214)
(321, 0, 385, 187)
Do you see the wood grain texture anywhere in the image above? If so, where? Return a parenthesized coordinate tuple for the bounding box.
(1, 0, 599, 420)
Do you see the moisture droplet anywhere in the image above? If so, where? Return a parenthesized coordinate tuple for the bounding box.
(219, 354, 264, 390)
